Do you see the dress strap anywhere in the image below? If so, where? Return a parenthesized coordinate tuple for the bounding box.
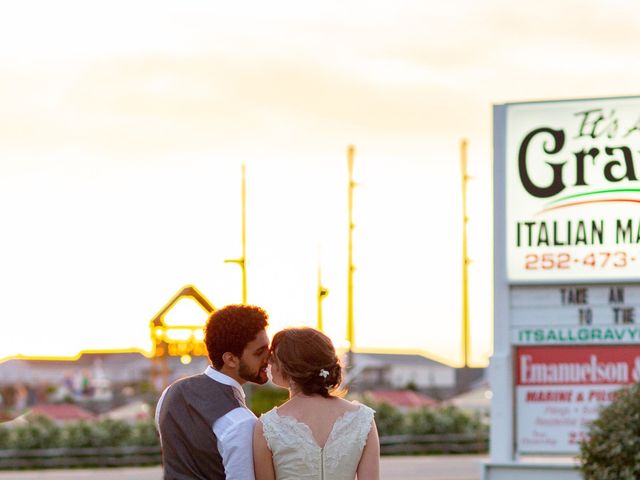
(259, 408, 280, 452)
(353, 404, 375, 451)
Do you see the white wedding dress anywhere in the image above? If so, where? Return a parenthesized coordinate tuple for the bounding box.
(260, 403, 375, 480)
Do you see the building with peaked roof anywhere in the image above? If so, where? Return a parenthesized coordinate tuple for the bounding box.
(100, 400, 152, 423)
(149, 284, 214, 332)
(348, 352, 458, 399)
(149, 284, 215, 389)
(0, 284, 216, 389)
(367, 389, 439, 411)
(29, 404, 95, 423)
(445, 381, 492, 418)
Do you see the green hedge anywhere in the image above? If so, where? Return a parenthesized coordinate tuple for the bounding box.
(0, 417, 159, 450)
(353, 396, 487, 437)
(0, 398, 486, 451)
(250, 387, 487, 438)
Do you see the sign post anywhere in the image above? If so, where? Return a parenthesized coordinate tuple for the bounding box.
(485, 95, 640, 480)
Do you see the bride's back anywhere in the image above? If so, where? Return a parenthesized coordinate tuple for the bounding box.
(276, 396, 360, 447)
(260, 397, 374, 480)
(253, 328, 379, 480)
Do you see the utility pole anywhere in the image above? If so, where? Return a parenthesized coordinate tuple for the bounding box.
(347, 145, 356, 370)
(461, 139, 471, 367)
(317, 263, 329, 332)
(225, 164, 247, 304)
(224, 164, 250, 406)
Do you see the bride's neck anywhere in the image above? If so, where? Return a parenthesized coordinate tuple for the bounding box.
(289, 386, 313, 400)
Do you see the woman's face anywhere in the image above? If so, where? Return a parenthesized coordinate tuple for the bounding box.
(268, 351, 289, 389)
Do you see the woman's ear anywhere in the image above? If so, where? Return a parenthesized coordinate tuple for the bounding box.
(222, 351, 239, 368)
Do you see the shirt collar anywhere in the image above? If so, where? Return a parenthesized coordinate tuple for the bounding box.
(204, 365, 246, 401)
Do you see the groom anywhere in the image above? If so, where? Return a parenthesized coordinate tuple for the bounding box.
(156, 304, 270, 480)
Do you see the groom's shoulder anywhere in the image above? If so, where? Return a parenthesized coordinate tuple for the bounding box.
(164, 374, 239, 405)
(162, 375, 246, 422)
(163, 373, 208, 394)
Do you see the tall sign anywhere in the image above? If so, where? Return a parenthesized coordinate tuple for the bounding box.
(485, 96, 640, 480)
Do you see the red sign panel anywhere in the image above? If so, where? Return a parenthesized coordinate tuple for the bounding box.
(517, 345, 640, 386)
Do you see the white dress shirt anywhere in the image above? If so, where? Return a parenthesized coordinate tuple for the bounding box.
(155, 366, 257, 480)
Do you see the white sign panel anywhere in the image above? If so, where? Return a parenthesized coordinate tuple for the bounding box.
(506, 96, 640, 281)
(511, 284, 640, 345)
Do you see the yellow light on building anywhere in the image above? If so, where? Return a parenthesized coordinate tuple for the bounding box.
(180, 354, 192, 365)
(165, 329, 192, 342)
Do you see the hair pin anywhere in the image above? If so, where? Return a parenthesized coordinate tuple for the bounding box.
(319, 369, 329, 378)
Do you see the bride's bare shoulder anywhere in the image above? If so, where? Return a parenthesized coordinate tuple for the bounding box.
(333, 397, 362, 412)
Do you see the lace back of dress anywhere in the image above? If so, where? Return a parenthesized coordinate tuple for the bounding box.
(261, 404, 375, 480)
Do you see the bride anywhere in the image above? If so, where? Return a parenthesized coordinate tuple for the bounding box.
(253, 327, 380, 480)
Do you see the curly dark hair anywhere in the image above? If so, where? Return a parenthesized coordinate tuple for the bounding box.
(204, 304, 269, 369)
(271, 327, 343, 398)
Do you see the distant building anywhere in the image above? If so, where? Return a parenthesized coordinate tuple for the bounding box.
(0, 352, 210, 388)
(0, 352, 209, 412)
(366, 389, 438, 411)
(0, 353, 148, 387)
(0, 350, 485, 407)
(28, 404, 95, 424)
(455, 366, 487, 395)
(445, 381, 491, 419)
(347, 352, 457, 399)
(100, 400, 152, 423)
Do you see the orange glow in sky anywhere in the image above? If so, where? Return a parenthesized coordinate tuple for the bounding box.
(1, 1, 640, 366)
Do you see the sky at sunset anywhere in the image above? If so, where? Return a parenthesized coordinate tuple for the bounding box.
(1, 0, 639, 366)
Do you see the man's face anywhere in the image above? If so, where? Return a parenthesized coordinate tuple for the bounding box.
(238, 329, 270, 385)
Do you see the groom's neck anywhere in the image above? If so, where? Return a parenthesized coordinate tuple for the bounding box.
(218, 365, 245, 385)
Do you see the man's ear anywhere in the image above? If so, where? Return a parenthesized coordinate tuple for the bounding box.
(222, 352, 239, 369)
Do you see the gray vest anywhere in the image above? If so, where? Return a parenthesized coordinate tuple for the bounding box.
(158, 373, 243, 480)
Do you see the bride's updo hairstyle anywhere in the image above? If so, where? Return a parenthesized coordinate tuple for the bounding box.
(271, 327, 343, 398)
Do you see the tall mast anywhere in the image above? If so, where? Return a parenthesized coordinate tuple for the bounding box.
(461, 140, 471, 367)
(225, 164, 247, 304)
(347, 145, 356, 367)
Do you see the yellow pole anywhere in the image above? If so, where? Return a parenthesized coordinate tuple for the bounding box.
(317, 263, 329, 332)
(241, 164, 247, 304)
(225, 164, 247, 304)
(461, 139, 470, 367)
(347, 145, 356, 365)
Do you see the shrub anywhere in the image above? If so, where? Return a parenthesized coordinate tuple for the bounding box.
(60, 422, 95, 448)
(9, 416, 61, 449)
(406, 407, 439, 435)
(406, 405, 486, 435)
(355, 397, 406, 436)
(579, 384, 640, 480)
(0, 426, 8, 449)
(372, 402, 407, 436)
(95, 419, 133, 447)
(130, 420, 160, 447)
(0, 417, 159, 451)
